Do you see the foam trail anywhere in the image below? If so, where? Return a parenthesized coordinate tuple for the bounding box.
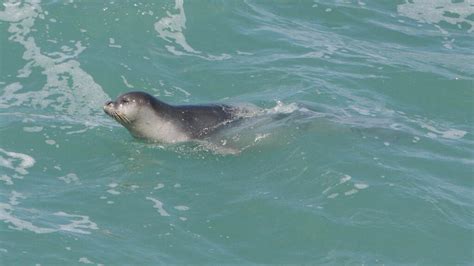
(55, 212, 99, 235)
(0, 192, 98, 234)
(154, 0, 231, 60)
(154, 0, 199, 54)
(0, 203, 56, 234)
(146, 197, 170, 216)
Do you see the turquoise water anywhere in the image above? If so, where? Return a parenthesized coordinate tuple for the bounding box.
(1, 0, 473, 264)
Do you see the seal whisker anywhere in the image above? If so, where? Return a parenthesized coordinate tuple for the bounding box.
(114, 112, 122, 122)
(121, 114, 131, 124)
(119, 113, 130, 124)
(113, 111, 126, 124)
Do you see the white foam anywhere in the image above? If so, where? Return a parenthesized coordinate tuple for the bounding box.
(16, 60, 34, 78)
(344, 189, 358, 196)
(254, 133, 270, 143)
(174, 205, 190, 211)
(154, 183, 165, 190)
(120, 62, 131, 70)
(398, 0, 474, 32)
(354, 183, 369, 190)
(327, 193, 338, 199)
(267, 101, 299, 115)
(0, 175, 14, 185)
(108, 37, 121, 48)
(236, 50, 254, 55)
(146, 197, 170, 216)
(0, 1, 38, 22)
(173, 86, 191, 97)
(57, 173, 79, 184)
(106, 189, 120, 195)
(0, 191, 62, 234)
(55, 211, 98, 234)
(340, 174, 352, 184)
(420, 123, 467, 140)
(9, 191, 26, 206)
(65, 128, 88, 135)
(121, 75, 134, 88)
(0, 148, 35, 175)
(0, 0, 109, 118)
(45, 139, 56, 145)
(154, 0, 197, 53)
(0, 202, 56, 234)
(350, 105, 371, 116)
(441, 129, 467, 140)
(78, 257, 93, 264)
(399, 0, 474, 48)
(154, 0, 231, 61)
(23, 126, 43, 132)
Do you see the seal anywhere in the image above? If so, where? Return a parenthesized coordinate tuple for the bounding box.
(103, 91, 236, 143)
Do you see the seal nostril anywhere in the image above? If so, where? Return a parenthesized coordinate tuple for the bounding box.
(105, 101, 113, 106)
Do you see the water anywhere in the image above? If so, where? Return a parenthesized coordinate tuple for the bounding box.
(1, 0, 473, 264)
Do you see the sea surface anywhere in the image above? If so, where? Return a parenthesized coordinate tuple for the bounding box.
(1, 0, 473, 264)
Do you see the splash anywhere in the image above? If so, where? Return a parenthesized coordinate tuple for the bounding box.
(0, 0, 109, 120)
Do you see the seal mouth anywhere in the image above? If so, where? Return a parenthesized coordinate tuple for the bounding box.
(103, 102, 131, 125)
(111, 111, 131, 125)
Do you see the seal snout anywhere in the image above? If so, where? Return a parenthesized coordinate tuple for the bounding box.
(103, 101, 115, 114)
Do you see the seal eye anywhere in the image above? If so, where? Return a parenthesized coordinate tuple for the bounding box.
(121, 98, 130, 104)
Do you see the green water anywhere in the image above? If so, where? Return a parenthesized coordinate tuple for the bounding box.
(1, 0, 473, 264)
